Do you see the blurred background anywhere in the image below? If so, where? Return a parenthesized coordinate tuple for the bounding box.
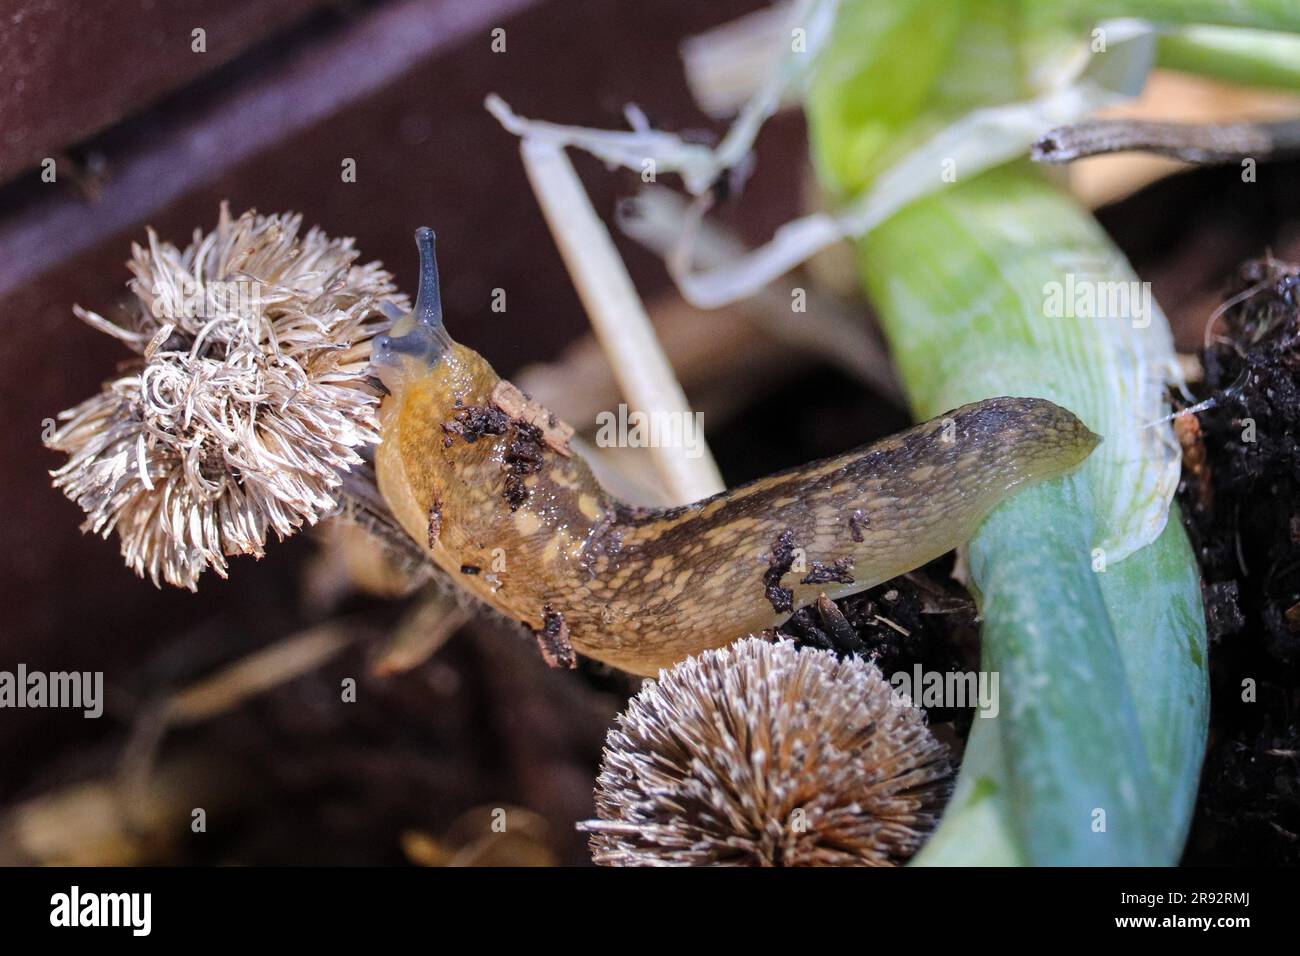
(1, 0, 1298, 865)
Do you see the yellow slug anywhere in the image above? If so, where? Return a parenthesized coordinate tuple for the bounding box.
(372, 229, 1099, 676)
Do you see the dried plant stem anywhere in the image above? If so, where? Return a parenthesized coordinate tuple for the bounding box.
(680, 1, 798, 120)
(117, 623, 366, 803)
(371, 590, 473, 677)
(619, 186, 900, 399)
(518, 137, 725, 504)
(1, 754, 245, 866)
(164, 625, 360, 725)
(520, 297, 815, 433)
(1033, 116, 1300, 164)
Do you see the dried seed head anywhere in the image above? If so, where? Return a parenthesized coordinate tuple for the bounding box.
(46, 204, 403, 589)
(581, 637, 951, 866)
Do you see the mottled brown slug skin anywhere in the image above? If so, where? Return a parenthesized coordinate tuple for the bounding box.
(373, 231, 1099, 676)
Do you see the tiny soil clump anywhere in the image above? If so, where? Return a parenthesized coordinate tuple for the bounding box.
(1178, 257, 1300, 865)
(779, 556, 979, 733)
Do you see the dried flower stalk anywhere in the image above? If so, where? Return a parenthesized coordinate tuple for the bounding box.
(46, 205, 401, 589)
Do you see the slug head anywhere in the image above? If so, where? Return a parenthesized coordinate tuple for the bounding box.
(372, 227, 454, 394)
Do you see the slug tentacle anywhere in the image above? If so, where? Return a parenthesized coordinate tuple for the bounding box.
(413, 226, 444, 328)
(371, 228, 452, 394)
(373, 228, 1100, 675)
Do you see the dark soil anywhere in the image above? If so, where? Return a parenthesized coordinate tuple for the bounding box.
(778, 559, 979, 733)
(1178, 259, 1300, 865)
